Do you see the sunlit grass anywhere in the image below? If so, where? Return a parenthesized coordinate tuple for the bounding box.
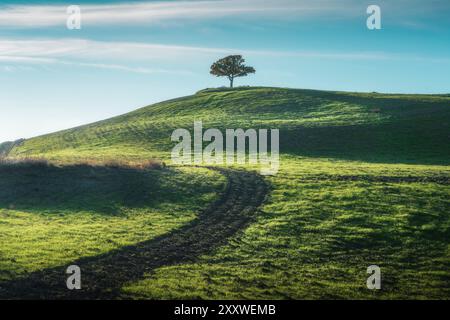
(0, 162, 226, 281)
(2, 87, 449, 299)
(123, 157, 450, 299)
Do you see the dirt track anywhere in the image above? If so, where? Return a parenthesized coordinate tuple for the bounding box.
(0, 168, 269, 299)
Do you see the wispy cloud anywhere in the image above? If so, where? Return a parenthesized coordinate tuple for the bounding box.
(60, 61, 194, 75)
(0, 55, 56, 63)
(2, 38, 449, 65)
(0, 38, 228, 61)
(0, 38, 214, 74)
(0, 0, 448, 31)
(0, 0, 360, 28)
(0, 55, 194, 75)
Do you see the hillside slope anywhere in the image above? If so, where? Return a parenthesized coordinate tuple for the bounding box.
(0, 139, 24, 157)
(3, 87, 450, 299)
(10, 87, 450, 165)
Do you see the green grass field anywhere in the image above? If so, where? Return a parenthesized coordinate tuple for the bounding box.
(0, 161, 225, 282)
(1, 87, 449, 299)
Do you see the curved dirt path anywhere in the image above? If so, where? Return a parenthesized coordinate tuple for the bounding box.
(0, 168, 269, 299)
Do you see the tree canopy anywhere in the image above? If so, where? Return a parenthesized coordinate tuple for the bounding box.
(210, 55, 255, 88)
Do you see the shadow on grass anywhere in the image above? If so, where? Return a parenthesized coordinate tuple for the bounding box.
(281, 121, 450, 166)
(0, 168, 269, 299)
(0, 161, 184, 216)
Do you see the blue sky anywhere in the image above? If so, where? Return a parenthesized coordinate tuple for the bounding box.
(1, 0, 450, 142)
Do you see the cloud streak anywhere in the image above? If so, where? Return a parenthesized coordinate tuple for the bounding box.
(0, 0, 362, 28)
(1, 0, 449, 29)
(1, 38, 448, 63)
(0, 39, 228, 75)
(1, 37, 449, 75)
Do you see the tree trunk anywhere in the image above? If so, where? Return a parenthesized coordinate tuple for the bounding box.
(230, 77, 234, 88)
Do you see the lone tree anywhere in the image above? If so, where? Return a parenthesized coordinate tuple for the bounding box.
(210, 55, 255, 88)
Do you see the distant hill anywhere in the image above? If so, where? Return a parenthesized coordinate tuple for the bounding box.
(0, 139, 25, 157)
(9, 87, 450, 165)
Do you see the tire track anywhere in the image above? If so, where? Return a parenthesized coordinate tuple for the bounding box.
(0, 168, 269, 300)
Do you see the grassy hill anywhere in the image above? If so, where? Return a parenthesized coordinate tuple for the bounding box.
(2, 87, 449, 299)
(10, 87, 450, 164)
(0, 139, 24, 157)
